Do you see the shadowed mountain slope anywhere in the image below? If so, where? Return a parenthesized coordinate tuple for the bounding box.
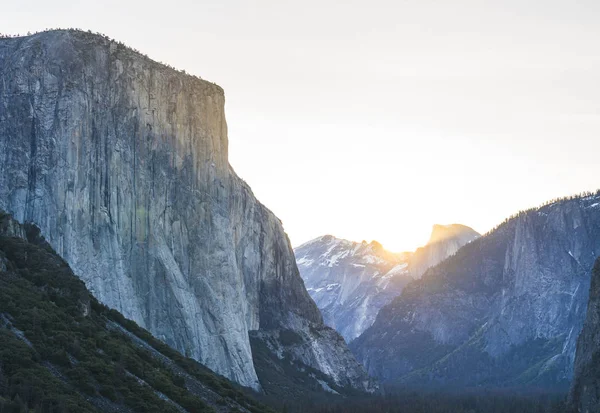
(0, 210, 274, 413)
(352, 192, 600, 389)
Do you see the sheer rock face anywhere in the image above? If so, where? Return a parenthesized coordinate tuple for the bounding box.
(0, 30, 374, 392)
(295, 226, 479, 343)
(569, 258, 600, 413)
(408, 224, 480, 279)
(351, 194, 600, 388)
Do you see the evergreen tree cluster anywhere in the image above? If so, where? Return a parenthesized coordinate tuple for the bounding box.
(0, 212, 273, 413)
(0, 29, 219, 87)
(298, 390, 567, 413)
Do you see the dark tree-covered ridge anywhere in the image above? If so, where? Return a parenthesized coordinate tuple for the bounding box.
(0, 210, 274, 413)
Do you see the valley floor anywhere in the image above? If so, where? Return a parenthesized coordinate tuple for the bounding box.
(289, 390, 567, 413)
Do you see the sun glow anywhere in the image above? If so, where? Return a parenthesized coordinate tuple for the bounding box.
(230, 117, 599, 253)
(4, 0, 599, 256)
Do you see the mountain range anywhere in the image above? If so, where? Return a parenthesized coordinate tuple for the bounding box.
(351, 192, 600, 389)
(1, 28, 599, 413)
(295, 224, 480, 341)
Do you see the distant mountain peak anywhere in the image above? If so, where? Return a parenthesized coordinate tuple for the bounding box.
(351, 192, 600, 389)
(295, 224, 479, 342)
(428, 223, 480, 245)
(369, 240, 383, 250)
(296, 234, 339, 250)
(294, 236, 411, 341)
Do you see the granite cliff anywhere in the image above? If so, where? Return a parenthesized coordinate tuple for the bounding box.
(408, 224, 480, 279)
(569, 257, 600, 412)
(351, 193, 600, 389)
(0, 210, 274, 413)
(0, 30, 376, 394)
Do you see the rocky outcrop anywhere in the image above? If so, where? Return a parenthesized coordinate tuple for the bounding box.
(408, 224, 480, 279)
(351, 193, 600, 388)
(295, 225, 479, 342)
(0, 30, 375, 393)
(569, 257, 600, 412)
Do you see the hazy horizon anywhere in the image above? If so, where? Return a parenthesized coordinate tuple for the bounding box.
(3, 0, 600, 251)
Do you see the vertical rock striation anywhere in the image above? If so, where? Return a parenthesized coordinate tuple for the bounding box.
(351, 193, 600, 388)
(569, 257, 600, 412)
(0, 30, 375, 393)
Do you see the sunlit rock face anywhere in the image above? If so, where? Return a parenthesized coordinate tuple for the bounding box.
(408, 224, 480, 279)
(295, 225, 479, 342)
(351, 193, 600, 389)
(569, 258, 600, 413)
(0, 30, 376, 393)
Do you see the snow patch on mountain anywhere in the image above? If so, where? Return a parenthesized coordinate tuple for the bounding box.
(295, 225, 480, 342)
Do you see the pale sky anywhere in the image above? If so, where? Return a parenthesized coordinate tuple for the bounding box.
(2, 0, 600, 251)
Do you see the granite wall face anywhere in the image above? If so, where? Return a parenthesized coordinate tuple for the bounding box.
(0, 30, 375, 393)
(352, 195, 600, 388)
